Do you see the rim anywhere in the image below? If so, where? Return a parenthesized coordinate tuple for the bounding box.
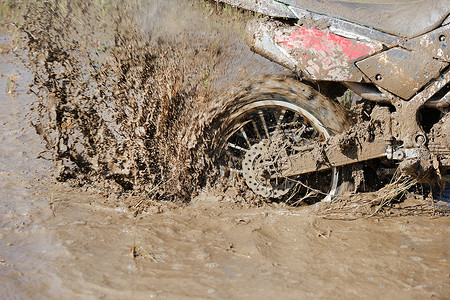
(218, 99, 339, 202)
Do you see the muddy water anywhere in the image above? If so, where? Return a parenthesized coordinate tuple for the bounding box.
(42, 186, 450, 299)
(2, 161, 450, 298)
(0, 35, 67, 298)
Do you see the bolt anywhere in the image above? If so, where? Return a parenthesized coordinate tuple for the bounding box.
(375, 74, 383, 81)
(415, 134, 426, 145)
(439, 34, 446, 42)
(394, 150, 405, 160)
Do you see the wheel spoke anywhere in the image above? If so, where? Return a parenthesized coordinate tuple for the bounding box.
(276, 109, 286, 129)
(251, 120, 262, 140)
(297, 124, 306, 137)
(310, 127, 318, 138)
(258, 110, 270, 138)
(292, 113, 301, 125)
(227, 142, 247, 152)
(240, 127, 251, 148)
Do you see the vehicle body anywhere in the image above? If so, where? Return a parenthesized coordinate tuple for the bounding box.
(210, 0, 450, 200)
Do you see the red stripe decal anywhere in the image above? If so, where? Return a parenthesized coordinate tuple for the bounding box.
(276, 27, 373, 61)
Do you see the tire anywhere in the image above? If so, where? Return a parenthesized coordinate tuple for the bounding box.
(206, 75, 352, 203)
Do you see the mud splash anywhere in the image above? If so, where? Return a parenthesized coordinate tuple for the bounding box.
(20, 0, 285, 206)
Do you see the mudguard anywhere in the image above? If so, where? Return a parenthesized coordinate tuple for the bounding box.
(220, 0, 450, 38)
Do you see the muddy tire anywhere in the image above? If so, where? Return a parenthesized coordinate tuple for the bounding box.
(205, 75, 352, 202)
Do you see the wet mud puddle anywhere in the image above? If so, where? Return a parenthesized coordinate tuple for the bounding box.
(0, 34, 66, 297)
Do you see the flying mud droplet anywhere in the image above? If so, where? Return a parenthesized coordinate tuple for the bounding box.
(20, 0, 286, 205)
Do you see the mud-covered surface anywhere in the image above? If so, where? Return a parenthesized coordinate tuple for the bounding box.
(1, 1, 449, 299)
(35, 185, 450, 299)
(2, 177, 449, 298)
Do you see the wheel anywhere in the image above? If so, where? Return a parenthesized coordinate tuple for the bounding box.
(206, 75, 351, 203)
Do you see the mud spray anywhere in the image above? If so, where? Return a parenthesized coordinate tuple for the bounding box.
(19, 0, 285, 206)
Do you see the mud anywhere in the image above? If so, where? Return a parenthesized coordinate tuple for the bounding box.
(44, 186, 450, 299)
(18, 0, 286, 206)
(1, 1, 449, 299)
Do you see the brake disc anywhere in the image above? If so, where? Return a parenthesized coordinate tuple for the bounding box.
(242, 141, 295, 198)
